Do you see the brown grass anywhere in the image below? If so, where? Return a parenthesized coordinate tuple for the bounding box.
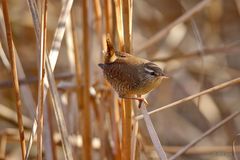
(1, 0, 240, 159)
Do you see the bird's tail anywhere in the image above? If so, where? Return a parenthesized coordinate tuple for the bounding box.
(104, 34, 117, 63)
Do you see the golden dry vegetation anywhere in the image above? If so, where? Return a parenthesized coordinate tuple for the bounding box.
(0, 0, 240, 160)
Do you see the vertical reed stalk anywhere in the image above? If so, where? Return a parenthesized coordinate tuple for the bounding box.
(122, 0, 133, 159)
(37, 0, 47, 159)
(1, 1, 26, 159)
(71, 9, 83, 112)
(104, 0, 112, 34)
(114, 0, 124, 50)
(93, 0, 102, 35)
(82, 0, 91, 159)
(121, 99, 132, 160)
(47, 97, 57, 160)
(71, 8, 84, 159)
(112, 96, 121, 160)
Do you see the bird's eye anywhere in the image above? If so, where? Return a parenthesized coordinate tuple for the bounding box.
(150, 71, 155, 75)
(144, 67, 156, 76)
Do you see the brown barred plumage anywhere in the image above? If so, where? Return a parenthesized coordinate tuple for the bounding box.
(98, 35, 167, 104)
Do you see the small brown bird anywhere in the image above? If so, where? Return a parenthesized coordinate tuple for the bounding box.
(99, 36, 167, 107)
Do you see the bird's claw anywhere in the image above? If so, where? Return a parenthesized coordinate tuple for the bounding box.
(138, 98, 148, 108)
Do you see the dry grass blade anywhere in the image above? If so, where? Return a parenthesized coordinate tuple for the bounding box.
(233, 134, 240, 160)
(1, 0, 26, 159)
(164, 145, 240, 154)
(152, 41, 240, 62)
(188, 18, 205, 108)
(25, 0, 74, 158)
(37, 0, 47, 159)
(140, 105, 167, 159)
(0, 8, 36, 119)
(136, 0, 212, 53)
(43, 103, 55, 160)
(169, 110, 240, 160)
(136, 77, 240, 120)
(48, 0, 74, 69)
(26, 0, 40, 44)
(0, 104, 32, 129)
(0, 72, 74, 89)
(70, 8, 86, 160)
(82, 0, 92, 159)
(45, 57, 73, 160)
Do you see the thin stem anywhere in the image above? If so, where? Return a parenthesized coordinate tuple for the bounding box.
(25, 0, 74, 158)
(82, 0, 92, 159)
(37, 0, 47, 159)
(136, 0, 212, 53)
(135, 77, 240, 120)
(1, 0, 26, 159)
(169, 110, 240, 160)
(152, 41, 240, 62)
(0, 72, 74, 89)
(139, 104, 167, 159)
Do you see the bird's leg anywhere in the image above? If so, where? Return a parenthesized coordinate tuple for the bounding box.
(136, 95, 148, 108)
(121, 95, 148, 108)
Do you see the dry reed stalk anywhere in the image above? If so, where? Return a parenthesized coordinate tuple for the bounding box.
(0, 1, 36, 119)
(152, 41, 240, 62)
(136, 0, 212, 53)
(103, 1, 121, 159)
(91, 95, 106, 159)
(93, 0, 102, 35)
(136, 77, 240, 120)
(139, 105, 167, 159)
(0, 136, 7, 159)
(25, 0, 74, 157)
(104, 0, 112, 34)
(114, 0, 124, 50)
(70, 7, 87, 159)
(131, 120, 138, 160)
(0, 104, 32, 129)
(0, 72, 74, 89)
(114, 0, 133, 159)
(111, 96, 121, 160)
(122, 0, 132, 53)
(82, 0, 92, 159)
(45, 57, 73, 160)
(121, 1, 133, 158)
(169, 110, 240, 160)
(37, 0, 47, 159)
(1, 0, 26, 159)
(121, 99, 132, 160)
(70, 9, 83, 112)
(164, 145, 240, 154)
(233, 134, 240, 160)
(43, 103, 54, 160)
(46, 97, 57, 160)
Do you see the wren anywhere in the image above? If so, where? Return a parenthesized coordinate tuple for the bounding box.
(98, 35, 167, 107)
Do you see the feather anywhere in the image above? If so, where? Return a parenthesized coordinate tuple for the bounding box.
(98, 63, 105, 69)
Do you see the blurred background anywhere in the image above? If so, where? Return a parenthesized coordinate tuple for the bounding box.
(0, 0, 240, 159)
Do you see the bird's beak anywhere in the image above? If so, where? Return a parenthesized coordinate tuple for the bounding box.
(162, 76, 169, 79)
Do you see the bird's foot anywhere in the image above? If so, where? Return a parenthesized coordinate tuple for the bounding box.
(121, 96, 148, 108)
